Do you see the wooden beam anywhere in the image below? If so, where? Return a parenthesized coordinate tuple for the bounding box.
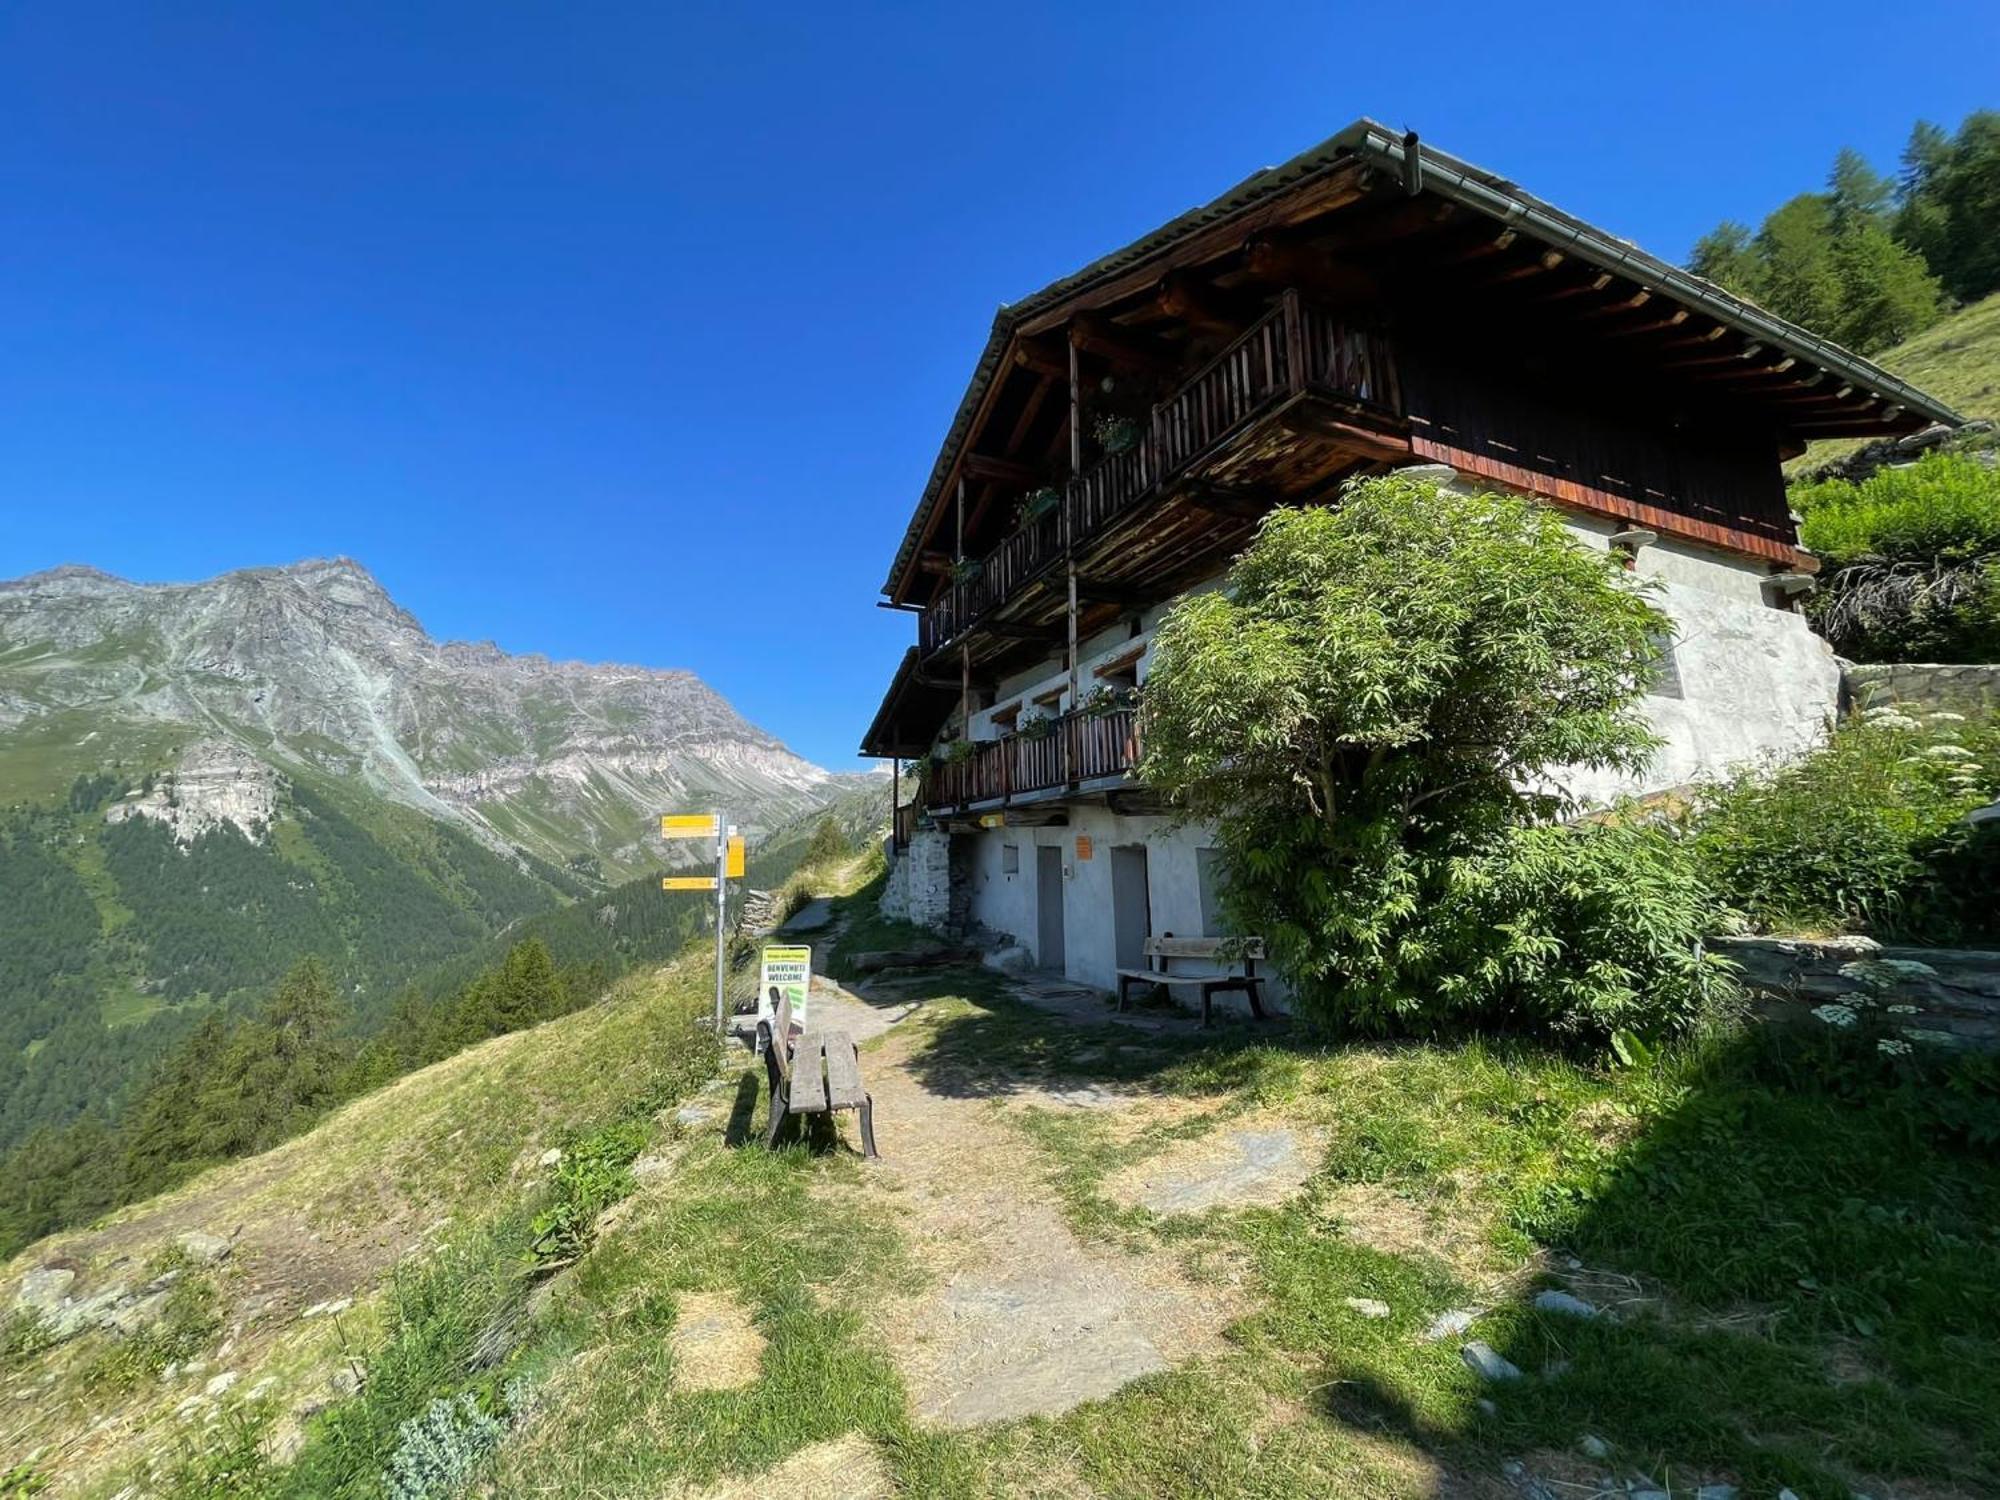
(1438, 227, 1518, 263)
(1155, 271, 1244, 336)
(1003, 375, 1055, 457)
(1177, 481, 1268, 519)
(1603, 308, 1690, 339)
(1013, 338, 1067, 381)
(1070, 312, 1174, 373)
(1242, 238, 1383, 306)
(1318, 194, 1457, 253)
(962, 453, 1042, 487)
(1074, 578, 1153, 608)
(1479, 248, 1566, 284)
(1577, 288, 1652, 319)
(1529, 271, 1617, 304)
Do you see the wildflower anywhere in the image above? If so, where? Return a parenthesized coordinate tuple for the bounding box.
(1877, 1038, 1912, 1056)
(1902, 1028, 1955, 1046)
(1812, 1003, 1859, 1028)
(1926, 711, 1967, 724)
(1922, 743, 1972, 759)
(1886, 1003, 1919, 1014)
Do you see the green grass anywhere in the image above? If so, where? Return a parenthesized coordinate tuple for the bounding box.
(53, 884, 2000, 1498)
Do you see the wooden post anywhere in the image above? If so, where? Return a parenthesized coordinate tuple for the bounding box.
(1282, 288, 1307, 394)
(1065, 330, 1082, 726)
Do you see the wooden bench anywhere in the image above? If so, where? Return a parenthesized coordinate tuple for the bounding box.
(1115, 934, 1269, 1026)
(761, 993, 879, 1158)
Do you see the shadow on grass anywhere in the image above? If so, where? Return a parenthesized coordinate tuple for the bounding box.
(721, 1068, 761, 1148)
(1293, 1026, 2000, 1497)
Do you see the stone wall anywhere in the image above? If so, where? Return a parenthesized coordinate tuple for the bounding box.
(880, 828, 955, 934)
(1712, 935, 2000, 1050)
(1842, 662, 2000, 719)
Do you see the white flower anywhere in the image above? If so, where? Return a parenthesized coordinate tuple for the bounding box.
(1871, 713, 1921, 731)
(1812, 1003, 1859, 1028)
(1877, 1038, 1912, 1056)
(1886, 1004, 1920, 1014)
(1926, 711, 1967, 724)
(1923, 743, 1972, 759)
(1902, 1028, 1956, 1046)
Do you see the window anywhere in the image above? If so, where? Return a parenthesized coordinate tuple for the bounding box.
(1197, 847, 1226, 936)
(1646, 630, 1684, 699)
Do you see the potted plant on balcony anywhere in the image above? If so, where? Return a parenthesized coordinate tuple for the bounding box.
(1012, 486, 1061, 528)
(932, 738, 975, 767)
(949, 557, 984, 586)
(1080, 684, 1139, 719)
(1018, 709, 1055, 741)
(1092, 412, 1142, 456)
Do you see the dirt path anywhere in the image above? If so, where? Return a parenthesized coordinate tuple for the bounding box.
(794, 969, 1249, 1430)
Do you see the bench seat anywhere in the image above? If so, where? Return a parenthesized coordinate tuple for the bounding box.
(761, 993, 878, 1157)
(1115, 934, 1269, 1027)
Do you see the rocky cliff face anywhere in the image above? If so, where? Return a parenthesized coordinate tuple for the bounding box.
(0, 558, 857, 880)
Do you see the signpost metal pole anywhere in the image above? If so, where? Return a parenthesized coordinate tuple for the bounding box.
(712, 808, 727, 1036)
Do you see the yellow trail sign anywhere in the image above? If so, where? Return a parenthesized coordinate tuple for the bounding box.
(726, 834, 745, 879)
(661, 814, 720, 839)
(662, 875, 718, 892)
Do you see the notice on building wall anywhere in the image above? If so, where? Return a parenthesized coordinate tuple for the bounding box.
(759, 945, 812, 1030)
(1075, 835, 1094, 861)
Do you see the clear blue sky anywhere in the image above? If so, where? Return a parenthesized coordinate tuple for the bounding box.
(3, 3, 1994, 768)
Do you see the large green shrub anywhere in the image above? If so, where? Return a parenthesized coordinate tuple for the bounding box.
(1792, 451, 2000, 662)
(1141, 474, 1725, 1039)
(1683, 710, 2000, 942)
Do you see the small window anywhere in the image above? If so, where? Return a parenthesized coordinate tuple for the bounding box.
(1646, 631, 1684, 700)
(1001, 843, 1020, 875)
(1196, 847, 1226, 936)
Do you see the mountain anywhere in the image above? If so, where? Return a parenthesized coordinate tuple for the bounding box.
(0, 557, 875, 1150)
(0, 557, 863, 882)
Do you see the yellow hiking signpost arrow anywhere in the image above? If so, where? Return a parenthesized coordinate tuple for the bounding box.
(659, 810, 744, 1034)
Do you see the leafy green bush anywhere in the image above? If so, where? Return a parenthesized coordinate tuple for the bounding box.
(530, 1117, 651, 1263)
(1141, 475, 1718, 1040)
(1683, 710, 2000, 941)
(1792, 451, 2000, 662)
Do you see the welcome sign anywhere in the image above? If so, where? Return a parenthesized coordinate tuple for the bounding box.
(759, 944, 812, 1030)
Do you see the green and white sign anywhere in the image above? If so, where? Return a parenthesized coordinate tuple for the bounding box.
(759, 944, 812, 1029)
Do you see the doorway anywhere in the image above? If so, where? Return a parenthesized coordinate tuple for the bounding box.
(1110, 844, 1151, 973)
(1035, 845, 1066, 973)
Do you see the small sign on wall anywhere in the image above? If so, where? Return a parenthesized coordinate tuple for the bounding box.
(1075, 835, 1094, 861)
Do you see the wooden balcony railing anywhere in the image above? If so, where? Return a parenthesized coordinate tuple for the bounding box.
(919, 292, 1396, 654)
(921, 708, 1140, 810)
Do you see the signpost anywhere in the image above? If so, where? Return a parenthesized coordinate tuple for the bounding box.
(758, 944, 812, 1032)
(661, 810, 742, 1034)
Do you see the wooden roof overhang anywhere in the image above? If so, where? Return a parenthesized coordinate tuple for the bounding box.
(859, 647, 962, 760)
(882, 120, 1965, 607)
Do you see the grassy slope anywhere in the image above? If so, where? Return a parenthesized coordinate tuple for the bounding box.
(11, 863, 1992, 1497)
(1796, 290, 2000, 473)
(2, 953, 720, 1496)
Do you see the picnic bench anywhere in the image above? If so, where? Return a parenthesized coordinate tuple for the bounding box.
(1115, 934, 1269, 1026)
(761, 992, 879, 1158)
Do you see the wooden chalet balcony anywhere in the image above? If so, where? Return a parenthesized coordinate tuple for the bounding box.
(918, 292, 1398, 657)
(922, 707, 1140, 812)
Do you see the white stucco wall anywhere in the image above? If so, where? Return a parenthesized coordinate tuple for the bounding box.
(1549, 512, 1841, 805)
(961, 809, 1283, 1011)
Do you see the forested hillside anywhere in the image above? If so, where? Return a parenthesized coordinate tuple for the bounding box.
(0, 770, 563, 1153)
(1691, 109, 1999, 357)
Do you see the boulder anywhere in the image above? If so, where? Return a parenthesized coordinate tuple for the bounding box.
(981, 944, 1034, 976)
(14, 1267, 74, 1313)
(176, 1231, 231, 1266)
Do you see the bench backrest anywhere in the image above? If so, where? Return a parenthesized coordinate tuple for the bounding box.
(770, 991, 795, 1081)
(1143, 935, 1265, 962)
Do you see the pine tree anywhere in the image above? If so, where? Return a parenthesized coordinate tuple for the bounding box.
(1690, 221, 1761, 299)
(804, 815, 850, 868)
